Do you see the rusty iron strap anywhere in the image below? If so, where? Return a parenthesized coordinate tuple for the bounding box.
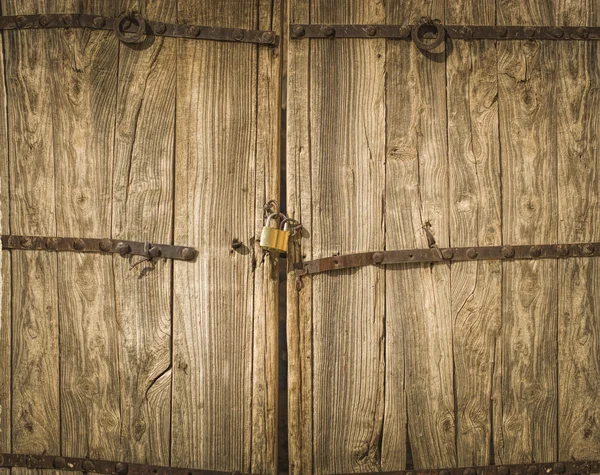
(290, 21, 599, 44)
(332, 461, 600, 475)
(0, 13, 277, 46)
(296, 242, 600, 277)
(1, 235, 197, 262)
(0, 453, 249, 475)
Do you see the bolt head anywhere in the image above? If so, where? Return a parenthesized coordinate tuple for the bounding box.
(398, 25, 411, 38)
(373, 252, 384, 264)
(529, 245, 542, 258)
(502, 245, 516, 258)
(292, 25, 306, 37)
(553, 463, 566, 474)
(442, 249, 454, 260)
(93, 16, 106, 28)
(527, 465, 538, 475)
(466, 248, 478, 259)
(154, 22, 166, 34)
(82, 461, 95, 472)
(38, 15, 50, 27)
(116, 242, 131, 255)
(53, 457, 67, 470)
(115, 463, 129, 475)
(366, 26, 377, 36)
(182, 248, 196, 260)
(497, 467, 510, 475)
(73, 239, 86, 251)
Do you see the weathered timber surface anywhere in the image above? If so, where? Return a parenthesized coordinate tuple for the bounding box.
(446, 0, 501, 467)
(556, 0, 600, 462)
(172, 1, 280, 474)
(0, 0, 281, 474)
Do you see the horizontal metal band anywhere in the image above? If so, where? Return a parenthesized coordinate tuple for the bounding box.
(1, 235, 197, 262)
(290, 24, 600, 41)
(0, 453, 248, 475)
(0, 13, 277, 45)
(333, 461, 600, 475)
(296, 242, 600, 276)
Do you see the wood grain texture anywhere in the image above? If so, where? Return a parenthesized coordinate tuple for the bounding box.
(446, 0, 502, 467)
(385, 0, 454, 469)
(555, 0, 600, 461)
(112, 0, 176, 465)
(172, 1, 279, 473)
(3, 0, 60, 456)
(496, 0, 558, 464)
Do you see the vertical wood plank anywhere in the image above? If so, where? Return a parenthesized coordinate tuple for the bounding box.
(496, 0, 558, 464)
(49, 0, 121, 461)
(446, 0, 501, 467)
(112, 0, 176, 465)
(286, 0, 312, 472)
(173, 1, 279, 473)
(385, 0, 454, 469)
(555, 0, 600, 461)
(3, 0, 60, 458)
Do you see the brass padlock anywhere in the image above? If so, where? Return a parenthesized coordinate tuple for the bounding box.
(260, 213, 290, 253)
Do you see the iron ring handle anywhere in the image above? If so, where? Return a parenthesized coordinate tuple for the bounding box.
(412, 17, 445, 51)
(114, 12, 147, 44)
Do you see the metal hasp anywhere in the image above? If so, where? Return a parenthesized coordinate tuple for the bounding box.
(296, 242, 600, 277)
(291, 18, 600, 50)
(332, 461, 600, 475)
(0, 13, 277, 46)
(1, 235, 197, 262)
(0, 453, 249, 475)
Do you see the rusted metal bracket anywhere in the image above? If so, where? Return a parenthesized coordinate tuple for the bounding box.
(332, 461, 600, 475)
(295, 242, 600, 277)
(291, 17, 600, 51)
(1, 235, 197, 262)
(0, 453, 248, 475)
(0, 12, 277, 46)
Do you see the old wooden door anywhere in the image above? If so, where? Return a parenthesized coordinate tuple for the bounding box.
(287, 0, 600, 473)
(0, 1, 281, 474)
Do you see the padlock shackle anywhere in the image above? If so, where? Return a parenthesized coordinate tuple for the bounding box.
(266, 212, 287, 227)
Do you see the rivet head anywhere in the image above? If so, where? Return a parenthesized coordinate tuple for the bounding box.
(322, 26, 335, 37)
(529, 245, 542, 258)
(93, 16, 106, 28)
(231, 239, 243, 250)
(82, 461, 95, 472)
(99, 239, 112, 252)
(497, 467, 510, 475)
(442, 249, 454, 260)
(15, 16, 27, 28)
(73, 239, 86, 251)
(182, 248, 196, 260)
(524, 26, 536, 38)
(20, 237, 32, 248)
(232, 29, 244, 41)
(497, 26, 508, 37)
(116, 242, 131, 255)
(38, 15, 50, 27)
(189, 25, 201, 37)
(62, 14, 73, 26)
(464, 469, 477, 475)
(366, 26, 377, 36)
(553, 463, 565, 474)
(398, 25, 411, 38)
(53, 457, 67, 470)
(557, 245, 569, 257)
(466, 248, 478, 259)
(502, 245, 516, 258)
(154, 22, 166, 34)
(115, 463, 129, 475)
(577, 27, 589, 39)
(373, 252, 384, 264)
(261, 31, 275, 43)
(527, 465, 538, 475)
(148, 246, 162, 259)
(45, 238, 58, 251)
(583, 244, 594, 255)
(551, 27, 564, 38)
(292, 25, 306, 37)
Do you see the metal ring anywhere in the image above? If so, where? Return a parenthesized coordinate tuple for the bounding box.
(411, 17, 445, 51)
(114, 12, 146, 44)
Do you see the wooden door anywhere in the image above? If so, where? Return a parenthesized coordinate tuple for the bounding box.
(287, 0, 600, 473)
(0, 1, 281, 474)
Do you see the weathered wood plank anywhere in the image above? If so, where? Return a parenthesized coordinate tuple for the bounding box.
(495, 0, 558, 464)
(112, 0, 176, 465)
(3, 0, 60, 457)
(385, 0, 454, 469)
(555, 0, 600, 461)
(287, 1, 386, 473)
(446, 0, 501, 467)
(286, 0, 312, 473)
(48, 0, 121, 461)
(173, 1, 279, 473)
